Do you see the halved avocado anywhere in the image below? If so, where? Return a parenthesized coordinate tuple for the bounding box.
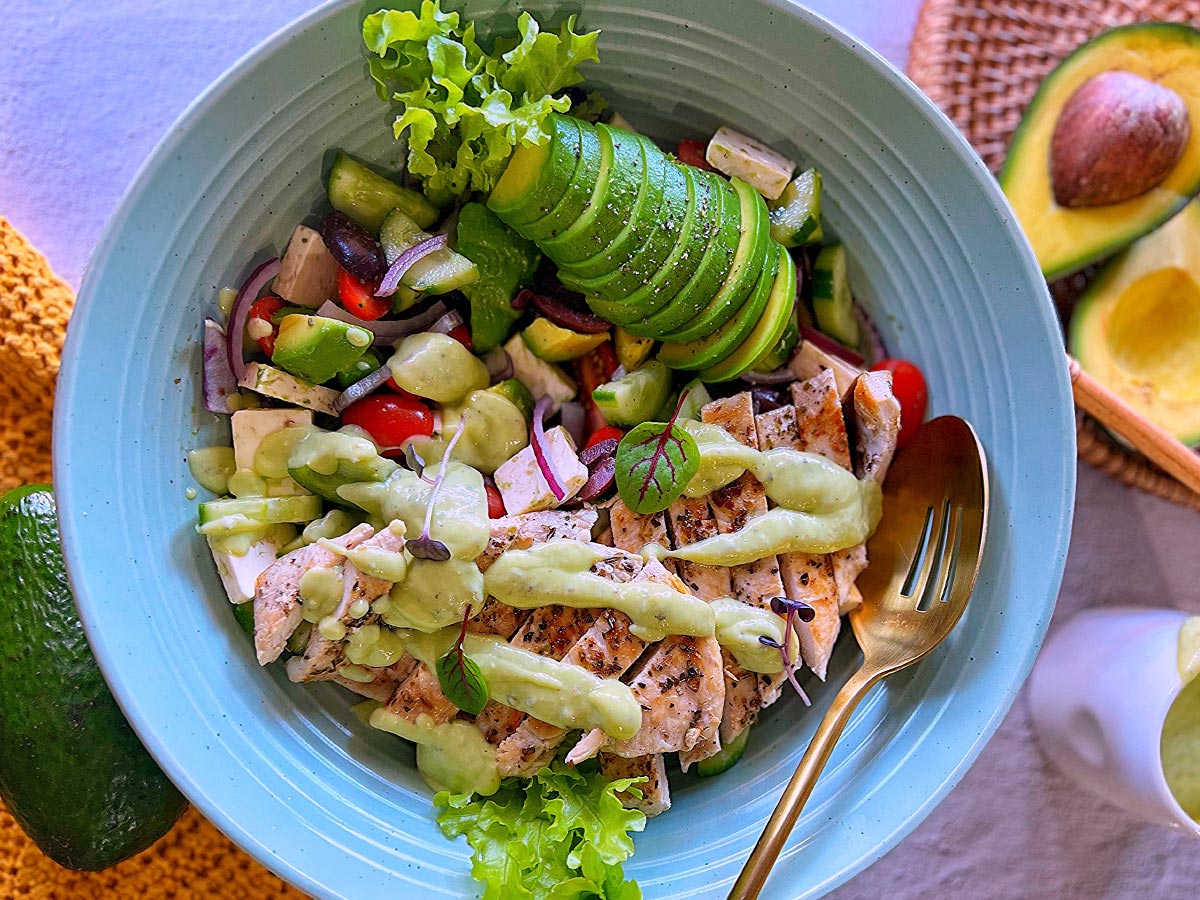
(520, 123, 604, 243)
(700, 248, 797, 382)
(658, 244, 782, 371)
(540, 123, 647, 266)
(1002, 23, 1200, 279)
(489, 114, 584, 227)
(1070, 199, 1200, 444)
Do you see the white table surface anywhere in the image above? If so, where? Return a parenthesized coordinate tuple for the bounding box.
(4, 2, 1198, 898)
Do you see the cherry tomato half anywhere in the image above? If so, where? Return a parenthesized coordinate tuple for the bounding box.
(586, 425, 624, 449)
(248, 295, 284, 357)
(337, 268, 389, 321)
(485, 483, 507, 518)
(677, 138, 717, 172)
(340, 394, 434, 450)
(870, 358, 928, 448)
(576, 342, 619, 433)
(447, 324, 473, 351)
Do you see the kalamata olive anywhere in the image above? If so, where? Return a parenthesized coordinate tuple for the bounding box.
(577, 455, 615, 501)
(530, 289, 610, 333)
(580, 437, 619, 466)
(322, 212, 386, 283)
(751, 386, 786, 415)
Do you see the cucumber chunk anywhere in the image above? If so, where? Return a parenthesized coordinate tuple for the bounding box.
(696, 723, 751, 777)
(380, 210, 479, 295)
(327, 152, 438, 233)
(811, 244, 861, 348)
(197, 495, 323, 535)
(592, 360, 672, 427)
(768, 169, 824, 248)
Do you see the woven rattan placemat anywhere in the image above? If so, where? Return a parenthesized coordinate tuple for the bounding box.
(908, 0, 1200, 511)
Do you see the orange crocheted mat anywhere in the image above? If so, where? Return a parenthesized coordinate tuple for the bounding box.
(0, 216, 306, 899)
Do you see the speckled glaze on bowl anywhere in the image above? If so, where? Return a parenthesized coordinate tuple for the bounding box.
(53, 2, 1075, 898)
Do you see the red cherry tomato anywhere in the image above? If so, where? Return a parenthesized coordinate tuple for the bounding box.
(485, 483, 507, 518)
(384, 377, 420, 400)
(870, 358, 928, 448)
(337, 268, 389, 321)
(586, 425, 624, 449)
(447, 324, 474, 351)
(576, 341, 620, 433)
(677, 138, 717, 172)
(248, 295, 284, 357)
(340, 394, 434, 450)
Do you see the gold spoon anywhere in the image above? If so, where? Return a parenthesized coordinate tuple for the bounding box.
(728, 415, 989, 900)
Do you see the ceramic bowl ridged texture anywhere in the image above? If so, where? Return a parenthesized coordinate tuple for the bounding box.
(55, 2, 1075, 898)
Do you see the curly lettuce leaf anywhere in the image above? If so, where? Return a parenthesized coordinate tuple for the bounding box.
(364, 2, 600, 200)
(435, 758, 645, 900)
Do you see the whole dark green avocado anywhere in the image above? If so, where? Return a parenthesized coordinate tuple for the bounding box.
(0, 485, 187, 870)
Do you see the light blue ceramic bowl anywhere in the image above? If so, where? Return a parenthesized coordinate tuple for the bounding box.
(54, 2, 1075, 898)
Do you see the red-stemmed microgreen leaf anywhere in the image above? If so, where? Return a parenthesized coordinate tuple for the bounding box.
(435, 605, 488, 715)
(613, 391, 699, 514)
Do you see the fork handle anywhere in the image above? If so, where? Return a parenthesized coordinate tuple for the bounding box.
(727, 665, 882, 900)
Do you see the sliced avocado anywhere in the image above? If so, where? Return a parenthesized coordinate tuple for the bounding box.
(0, 486, 188, 870)
(700, 247, 797, 382)
(489, 114, 584, 226)
(380, 209, 479, 295)
(752, 309, 800, 373)
(558, 131, 670, 280)
(521, 317, 609, 362)
(488, 377, 535, 422)
(540, 122, 647, 266)
(287, 428, 398, 505)
(614, 326, 656, 371)
(332, 348, 384, 390)
(271, 314, 373, 385)
(456, 203, 541, 352)
(1001, 23, 1200, 278)
(327, 151, 439, 233)
(658, 244, 781, 371)
(519, 123, 605, 243)
(1070, 199, 1200, 444)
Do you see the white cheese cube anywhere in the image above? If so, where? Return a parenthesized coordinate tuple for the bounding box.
(209, 535, 281, 604)
(789, 341, 863, 399)
(231, 408, 314, 471)
(503, 335, 577, 415)
(494, 425, 588, 514)
(705, 126, 796, 200)
(238, 363, 340, 416)
(273, 225, 339, 308)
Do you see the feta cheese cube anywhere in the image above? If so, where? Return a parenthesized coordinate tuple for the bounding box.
(231, 408, 314, 471)
(238, 363, 340, 416)
(209, 535, 281, 604)
(494, 425, 589, 514)
(503, 335, 576, 415)
(273, 225, 339, 308)
(705, 126, 796, 200)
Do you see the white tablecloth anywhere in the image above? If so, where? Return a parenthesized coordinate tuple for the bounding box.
(4, 2, 1198, 897)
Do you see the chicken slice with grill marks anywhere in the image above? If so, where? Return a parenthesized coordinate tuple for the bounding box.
(600, 751, 672, 817)
(476, 510, 598, 571)
(701, 393, 789, 722)
(253, 523, 374, 666)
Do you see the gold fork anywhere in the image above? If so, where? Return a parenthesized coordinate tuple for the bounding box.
(728, 415, 989, 900)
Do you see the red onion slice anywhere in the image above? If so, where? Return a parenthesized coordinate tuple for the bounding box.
(315, 300, 450, 346)
(483, 347, 513, 382)
(800, 326, 865, 367)
(202, 318, 239, 414)
(531, 395, 567, 501)
(375, 234, 447, 298)
(560, 400, 586, 448)
(429, 309, 465, 335)
(226, 258, 281, 381)
(332, 364, 393, 414)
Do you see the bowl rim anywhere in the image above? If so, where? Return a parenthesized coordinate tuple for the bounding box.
(54, 1, 1076, 897)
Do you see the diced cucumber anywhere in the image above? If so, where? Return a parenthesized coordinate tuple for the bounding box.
(592, 360, 672, 427)
(503, 334, 577, 414)
(614, 327, 655, 371)
(811, 244, 860, 349)
(676, 380, 712, 421)
(488, 378, 535, 423)
(768, 169, 824, 248)
(197, 495, 323, 536)
(380, 209, 479, 295)
(327, 151, 438, 233)
(521, 317, 608, 362)
(696, 723, 751, 776)
(231, 601, 256, 636)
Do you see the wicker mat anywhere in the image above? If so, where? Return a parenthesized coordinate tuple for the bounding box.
(909, 0, 1200, 511)
(0, 216, 305, 899)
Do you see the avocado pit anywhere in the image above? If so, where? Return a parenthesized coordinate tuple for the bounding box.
(1050, 70, 1190, 208)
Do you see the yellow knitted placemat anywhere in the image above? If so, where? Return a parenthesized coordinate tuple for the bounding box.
(0, 216, 306, 899)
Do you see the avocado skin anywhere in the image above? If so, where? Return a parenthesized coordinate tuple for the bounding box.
(0, 485, 187, 870)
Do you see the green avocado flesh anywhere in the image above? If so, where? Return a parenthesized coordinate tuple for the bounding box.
(0, 486, 187, 870)
(489, 115, 584, 227)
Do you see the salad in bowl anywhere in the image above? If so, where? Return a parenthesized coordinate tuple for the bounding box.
(189, 3, 925, 895)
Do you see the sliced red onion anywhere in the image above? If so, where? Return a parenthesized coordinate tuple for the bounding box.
(429, 309, 465, 334)
(375, 234, 447, 298)
(531, 395, 567, 501)
(315, 300, 450, 346)
(483, 347, 513, 382)
(742, 367, 796, 385)
(800, 326, 865, 367)
(577, 455, 615, 501)
(560, 400, 586, 447)
(202, 318, 239, 414)
(610, 364, 627, 381)
(226, 258, 281, 381)
(853, 301, 888, 366)
(332, 364, 392, 414)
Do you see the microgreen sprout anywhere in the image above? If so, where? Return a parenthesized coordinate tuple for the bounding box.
(407, 412, 468, 561)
